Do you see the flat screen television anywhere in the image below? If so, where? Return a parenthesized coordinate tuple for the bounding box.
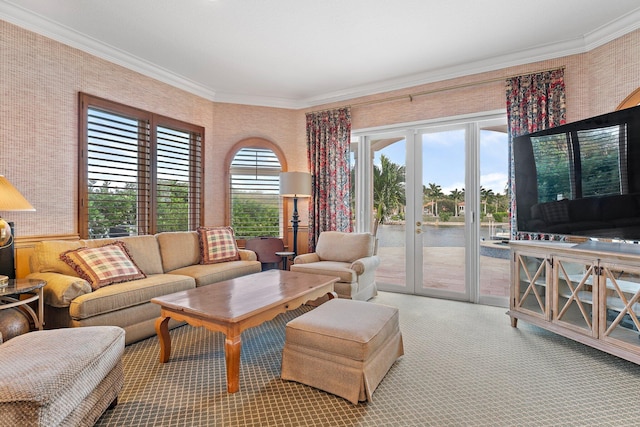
(513, 104, 640, 243)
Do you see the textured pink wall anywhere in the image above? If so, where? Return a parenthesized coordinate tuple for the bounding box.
(1, 20, 300, 236)
(210, 102, 301, 222)
(2, 17, 639, 238)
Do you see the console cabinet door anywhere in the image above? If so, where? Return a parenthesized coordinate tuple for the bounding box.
(551, 255, 598, 337)
(512, 250, 550, 320)
(599, 262, 640, 352)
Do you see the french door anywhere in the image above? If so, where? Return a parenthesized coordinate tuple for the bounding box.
(352, 112, 509, 305)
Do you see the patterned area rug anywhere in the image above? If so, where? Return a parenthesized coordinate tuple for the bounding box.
(95, 292, 640, 426)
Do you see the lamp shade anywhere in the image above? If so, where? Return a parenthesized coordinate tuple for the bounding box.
(0, 175, 35, 211)
(279, 172, 311, 197)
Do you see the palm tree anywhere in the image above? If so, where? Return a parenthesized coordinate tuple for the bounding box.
(449, 188, 463, 217)
(480, 186, 495, 215)
(373, 155, 406, 224)
(425, 183, 444, 217)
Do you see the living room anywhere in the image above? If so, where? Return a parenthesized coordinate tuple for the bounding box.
(2, 1, 640, 425)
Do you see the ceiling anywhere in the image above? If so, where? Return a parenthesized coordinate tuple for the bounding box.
(2, 0, 640, 109)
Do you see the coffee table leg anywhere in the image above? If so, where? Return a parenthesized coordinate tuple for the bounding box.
(225, 334, 242, 393)
(155, 316, 172, 363)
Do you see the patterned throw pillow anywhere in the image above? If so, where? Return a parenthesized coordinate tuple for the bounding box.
(198, 226, 240, 264)
(60, 241, 146, 290)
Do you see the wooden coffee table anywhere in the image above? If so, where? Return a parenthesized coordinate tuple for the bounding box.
(151, 269, 338, 393)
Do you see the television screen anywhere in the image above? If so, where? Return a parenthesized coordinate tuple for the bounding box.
(513, 104, 640, 242)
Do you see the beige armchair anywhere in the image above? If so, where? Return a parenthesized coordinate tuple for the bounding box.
(291, 231, 379, 302)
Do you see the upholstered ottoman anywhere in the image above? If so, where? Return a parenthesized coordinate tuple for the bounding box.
(281, 299, 403, 404)
(0, 326, 125, 426)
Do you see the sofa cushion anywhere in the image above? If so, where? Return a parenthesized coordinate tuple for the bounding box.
(68, 274, 195, 320)
(315, 232, 375, 263)
(30, 240, 83, 276)
(82, 235, 164, 276)
(168, 261, 262, 287)
(197, 226, 240, 264)
(156, 231, 201, 272)
(61, 242, 146, 290)
(290, 261, 356, 283)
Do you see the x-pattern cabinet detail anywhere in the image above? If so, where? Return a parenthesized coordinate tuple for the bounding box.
(509, 241, 640, 365)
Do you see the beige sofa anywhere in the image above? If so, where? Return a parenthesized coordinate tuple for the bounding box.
(26, 231, 261, 344)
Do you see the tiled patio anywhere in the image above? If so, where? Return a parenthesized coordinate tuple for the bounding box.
(376, 245, 510, 298)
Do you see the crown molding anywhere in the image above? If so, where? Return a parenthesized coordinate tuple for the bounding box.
(583, 7, 640, 50)
(2, 1, 639, 110)
(211, 92, 303, 110)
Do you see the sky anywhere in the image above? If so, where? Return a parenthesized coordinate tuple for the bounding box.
(373, 129, 508, 195)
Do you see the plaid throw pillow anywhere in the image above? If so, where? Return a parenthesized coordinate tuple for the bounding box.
(198, 226, 240, 264)
(60, 241, 146, 290)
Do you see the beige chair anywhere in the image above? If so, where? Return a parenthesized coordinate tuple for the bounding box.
(290, 231, 379, 302)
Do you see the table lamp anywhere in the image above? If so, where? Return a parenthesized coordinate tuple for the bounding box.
(279, 172, 311, 255)
(0, 175, 35, 284)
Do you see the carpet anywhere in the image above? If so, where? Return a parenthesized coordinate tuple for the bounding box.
(95, 292, 640, 426)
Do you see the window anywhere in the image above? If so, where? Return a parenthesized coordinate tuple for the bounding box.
(79, 93, 203, 239)
(228, 143, 285, 239)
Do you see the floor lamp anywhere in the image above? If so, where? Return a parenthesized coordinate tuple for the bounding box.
(279, 172, 311, 256)
(0, 175, 35, 284)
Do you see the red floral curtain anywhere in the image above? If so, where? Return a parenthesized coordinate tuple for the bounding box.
(306, 107, 352, 252)
(506, 68, 566, 240)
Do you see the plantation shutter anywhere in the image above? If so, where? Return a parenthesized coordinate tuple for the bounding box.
(155, 123, 202, 232)
(230, 148, 282, 239)
(86, 107, 150, 238)
(80, 93, 203, 239)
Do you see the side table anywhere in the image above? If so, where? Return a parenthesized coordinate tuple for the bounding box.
(275, 251, 296, 270)
(0, 279, 46, 330)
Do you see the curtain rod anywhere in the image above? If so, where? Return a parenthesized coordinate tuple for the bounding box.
(307, 66, 565, 114)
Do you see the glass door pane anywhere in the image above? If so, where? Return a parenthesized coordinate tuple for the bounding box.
(479, 128, 511, 305)
(419, 129, 467, 298)
(372, 135, 409, 292)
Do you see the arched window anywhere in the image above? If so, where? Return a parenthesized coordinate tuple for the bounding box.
(226, 138, 287, 239)
(617, 87, 640, 110)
